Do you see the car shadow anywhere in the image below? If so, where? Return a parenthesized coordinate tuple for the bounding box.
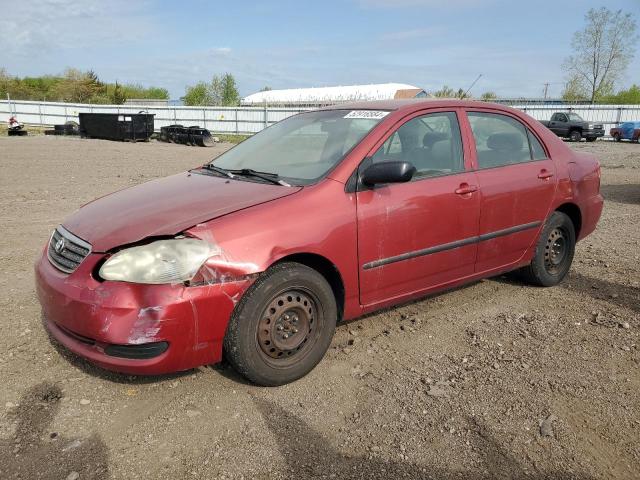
(252, 396, 593, 479)
(600, 184, 640, 205)
(339, 280, 484, 328)
(561, 271, 640, 313)
(0, 382, 109, 479)
(491, 271, 639, 313)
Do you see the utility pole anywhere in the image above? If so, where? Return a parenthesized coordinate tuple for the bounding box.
(543, 83, 550, 100)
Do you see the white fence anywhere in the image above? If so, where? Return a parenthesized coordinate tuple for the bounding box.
(0, 100, 309, 134)
(2, 100, 639, 137)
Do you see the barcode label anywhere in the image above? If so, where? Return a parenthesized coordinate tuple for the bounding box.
(344, 110, 389, 120)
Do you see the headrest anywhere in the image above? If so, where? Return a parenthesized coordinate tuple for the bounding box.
(422, 131, 449, 148)
(486, 133, 523, 151)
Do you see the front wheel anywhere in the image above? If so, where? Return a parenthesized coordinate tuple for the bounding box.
(520, 211, 576, 287)
(613, 133, 621, 142)
(223, 262, 337, 386)
(569, 130, 582, 142)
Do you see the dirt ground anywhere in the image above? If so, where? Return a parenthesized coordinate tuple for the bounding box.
(0, 135, 638, 480)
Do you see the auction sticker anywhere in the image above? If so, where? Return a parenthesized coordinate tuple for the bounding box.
(344, 110, 389, 119)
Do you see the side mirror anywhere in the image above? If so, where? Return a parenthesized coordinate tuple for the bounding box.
(361, 161, 416, 186)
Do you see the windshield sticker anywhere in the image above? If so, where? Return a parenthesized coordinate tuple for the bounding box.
(343, 110, 389, 120)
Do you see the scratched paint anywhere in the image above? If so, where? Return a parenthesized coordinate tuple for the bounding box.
(129, 306, 163, 344)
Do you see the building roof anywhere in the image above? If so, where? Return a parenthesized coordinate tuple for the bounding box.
(242, 83, 426, 105)
(320, 98, 507, 111)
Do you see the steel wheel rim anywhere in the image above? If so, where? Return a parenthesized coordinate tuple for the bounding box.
(544, 227, 568, 274)
(256, 289, 319, 365)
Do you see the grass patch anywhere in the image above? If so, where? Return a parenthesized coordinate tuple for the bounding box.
(215, 133, 251, 144)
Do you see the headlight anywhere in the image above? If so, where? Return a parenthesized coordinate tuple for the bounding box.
(99, 238, 216, 284)
(588, 123, 594, 129)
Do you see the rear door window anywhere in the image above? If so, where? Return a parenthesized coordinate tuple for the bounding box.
(467, 112, 539, 168)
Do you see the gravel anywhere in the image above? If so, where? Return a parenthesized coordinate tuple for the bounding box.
(0, 136, 638, 479)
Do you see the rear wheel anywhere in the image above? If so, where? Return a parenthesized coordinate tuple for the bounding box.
(224, 262, 337, 386)
(569, 130, 582, 142)
(521, 211, 575, 287)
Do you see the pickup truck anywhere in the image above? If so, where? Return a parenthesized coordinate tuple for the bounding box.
(540, 112, 604, 142)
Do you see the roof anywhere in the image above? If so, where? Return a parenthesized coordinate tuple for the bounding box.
(242, 83, 426, 105)
(320, 98, 510, 112)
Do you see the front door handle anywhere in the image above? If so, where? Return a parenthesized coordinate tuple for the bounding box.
(538, 169, 554, 180)
(455, 183, 478, 195)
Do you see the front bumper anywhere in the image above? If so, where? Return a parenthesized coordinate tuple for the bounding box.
(35, 249, 253, 375)
(584, 128, 604, 138)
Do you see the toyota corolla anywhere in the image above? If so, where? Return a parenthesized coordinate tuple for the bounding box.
(35, 100, 603, 386)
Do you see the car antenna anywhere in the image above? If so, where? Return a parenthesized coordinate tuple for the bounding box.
(461, 74, 482, 99)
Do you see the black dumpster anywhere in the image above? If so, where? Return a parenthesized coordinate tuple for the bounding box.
(79, 113, 154, 141)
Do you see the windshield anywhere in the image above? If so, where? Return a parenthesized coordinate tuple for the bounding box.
(210, 109, 387, 185)
(567, 113, 583, 121)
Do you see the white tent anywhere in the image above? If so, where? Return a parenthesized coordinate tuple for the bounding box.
(242, 83, 427, 106)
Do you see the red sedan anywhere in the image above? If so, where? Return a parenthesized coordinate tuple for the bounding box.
(36, 100, 603, 385)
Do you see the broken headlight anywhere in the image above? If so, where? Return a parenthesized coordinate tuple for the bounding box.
(99, 238, 216, 284)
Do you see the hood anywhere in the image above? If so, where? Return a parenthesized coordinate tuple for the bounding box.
(62, 171, 301, 252)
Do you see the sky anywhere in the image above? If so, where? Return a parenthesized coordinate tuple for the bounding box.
(1, 0, 639, 100)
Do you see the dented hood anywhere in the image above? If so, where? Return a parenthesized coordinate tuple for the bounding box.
(62, 171, 301, 252)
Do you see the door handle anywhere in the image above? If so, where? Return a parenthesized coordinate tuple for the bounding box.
(455, 183, 478, 195)
(538, 169, 554, 180)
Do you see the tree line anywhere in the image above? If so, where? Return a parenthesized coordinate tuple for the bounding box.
(181, 73, 240, 106)
(0, 68, 169, 104)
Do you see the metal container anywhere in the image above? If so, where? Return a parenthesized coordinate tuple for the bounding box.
(79, 113, 154, 141)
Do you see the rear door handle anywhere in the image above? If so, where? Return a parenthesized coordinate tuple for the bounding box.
(538, 169, 554, 180)
(455, 183, 478, 195)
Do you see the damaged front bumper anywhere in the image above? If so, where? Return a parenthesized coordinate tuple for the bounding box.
(35, 250, 255, 375)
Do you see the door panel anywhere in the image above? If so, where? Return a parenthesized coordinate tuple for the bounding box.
(474, 160, 555, 271)
(356, 110, 480, 307)
(465, 111, 557, 273)
(357, 173, 480, 305)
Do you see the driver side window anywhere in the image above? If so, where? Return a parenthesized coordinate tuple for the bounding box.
(371, 112, 464, 178)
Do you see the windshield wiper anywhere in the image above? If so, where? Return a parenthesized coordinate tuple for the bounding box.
(227, 168, 291, 187)
(201, 164, 235, 178)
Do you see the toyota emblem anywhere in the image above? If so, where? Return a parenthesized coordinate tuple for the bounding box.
(54, 237, 66, 254)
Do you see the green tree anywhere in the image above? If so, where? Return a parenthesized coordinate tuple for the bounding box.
(182, 73, 239, 106)
(0, 68, 168, 103)
(433, 85, 456, 98)
(182, 82, 211, 106)
(221, 73, 240, 106)
(480, 91, 497, 101)
(561, 76, 590, 102)
(210, 76, 223, 105)
(602, 84, 640, 104)
(563, 7, 638, 102)
(110, 81, 127, 104)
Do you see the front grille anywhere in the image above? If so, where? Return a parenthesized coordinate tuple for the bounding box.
(47, 226, 92, 273)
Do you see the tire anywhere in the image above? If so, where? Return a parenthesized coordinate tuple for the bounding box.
(223, 262, 337, 386)
(568, 130, 582, 142)
(521, 211, 576, 287)
(585, 136, 597, 142)
(613, 133, 621, 142)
